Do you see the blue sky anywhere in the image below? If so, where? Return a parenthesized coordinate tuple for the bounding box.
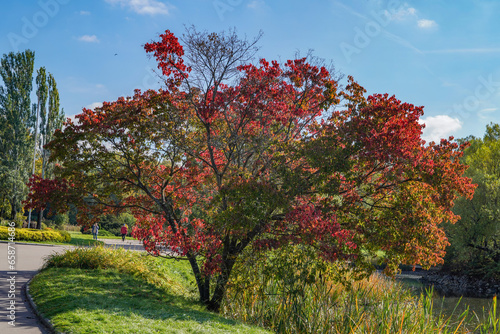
(2, 0, 500, 143)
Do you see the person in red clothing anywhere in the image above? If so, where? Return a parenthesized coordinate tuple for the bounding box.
(121, 224, 128, 242)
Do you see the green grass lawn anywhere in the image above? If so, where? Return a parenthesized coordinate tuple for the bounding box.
(67, 231, 110, 246)
(29, 247, 271, 334)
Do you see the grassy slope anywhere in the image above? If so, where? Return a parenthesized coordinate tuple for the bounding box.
(29, 248, 271, 334)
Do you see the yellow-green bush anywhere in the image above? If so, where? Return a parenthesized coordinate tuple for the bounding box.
(0, 226, 71, 243)
(57, 229, 71, 242)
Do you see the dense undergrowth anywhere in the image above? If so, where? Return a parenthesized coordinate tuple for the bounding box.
(222, 245, 500, 333)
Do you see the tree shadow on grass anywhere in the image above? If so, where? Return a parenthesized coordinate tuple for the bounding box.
(30, 268, 243, 331)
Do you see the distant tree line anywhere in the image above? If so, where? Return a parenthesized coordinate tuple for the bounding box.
(445, 123, 500, 278)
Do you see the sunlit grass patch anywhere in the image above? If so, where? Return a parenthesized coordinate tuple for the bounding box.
(30, 247, 271, 334)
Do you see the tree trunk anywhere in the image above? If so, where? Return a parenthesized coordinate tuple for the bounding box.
(187, 252, 211, 305)
(10, 201, 17, 221)
(207, 252, 237, 312)
(205, 227, 262, 312)
(186, 249, 237, 313)
(36, 208, 44, 229)
(207, 276, 229, 312)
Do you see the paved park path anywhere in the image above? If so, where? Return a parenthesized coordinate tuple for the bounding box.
(0, 238, 144, 333)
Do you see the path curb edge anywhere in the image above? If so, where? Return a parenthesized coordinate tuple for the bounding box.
(24, 277, 62, 334)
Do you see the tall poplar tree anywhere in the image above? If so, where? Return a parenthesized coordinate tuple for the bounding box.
(34, 70, 64, 229)
(0, 51, 63, 226)
(27, 67, 48, 227)
(0, 50, 35, 221)
(43, 73, 64, 177)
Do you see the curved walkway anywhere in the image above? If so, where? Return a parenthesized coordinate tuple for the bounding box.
(0, 242, 70, 333)
(0, 238, 145, 333)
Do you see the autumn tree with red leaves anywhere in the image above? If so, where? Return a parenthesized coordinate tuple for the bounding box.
(46, 27, 475, 312)
(24, 175, 71, 215)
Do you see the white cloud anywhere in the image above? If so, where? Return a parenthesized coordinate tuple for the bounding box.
(385, 4, 417, 21)
(105, 0, 170, 15)
(85, 102, 103, 110)
(480, 108, 498, 113)
(420, 115, 462, 143)
(78, 35, 99, 43)
(406, 7, 416, 15)
(417, 19, 437, 29)
(379, 3, 438, 30)
(80, 10, 91, 15)
(479, 107, 498, 119)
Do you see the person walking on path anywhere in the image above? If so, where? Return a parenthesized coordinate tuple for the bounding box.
(91, 223, 99, 240)
(121, 224, 128, 242)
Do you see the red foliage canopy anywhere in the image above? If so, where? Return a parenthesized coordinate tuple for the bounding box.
(44, 28, 475, 311)
(24, 175, 72, 214)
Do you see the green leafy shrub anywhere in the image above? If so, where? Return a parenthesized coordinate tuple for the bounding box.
(14, 212, 25, 228)
(53, 213, 69, 227)
(99, 229, 114, 237)
(98, 213, 135, 236)
(78, 213, 135, 236)
(0, 198, 11, 220)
